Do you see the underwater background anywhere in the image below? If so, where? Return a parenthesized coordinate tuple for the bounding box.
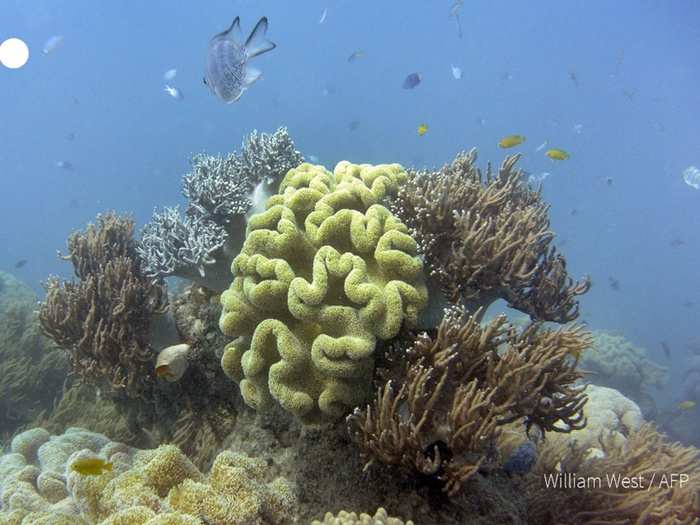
(1, 1, 699, 524)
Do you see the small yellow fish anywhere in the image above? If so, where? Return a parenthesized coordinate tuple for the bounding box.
(678, 400, 696, 411)
(417, 123, 428, 136)
(498, 135, 525, 148)
(70, 457, 113, 476)
(545, 148, 570, 161)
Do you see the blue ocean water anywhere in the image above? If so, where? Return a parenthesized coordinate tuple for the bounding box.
(0, 0, 698, 408)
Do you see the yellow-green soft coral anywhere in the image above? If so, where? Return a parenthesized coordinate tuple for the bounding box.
(219, 162, 427, 423)
(1, 428, 296, 525)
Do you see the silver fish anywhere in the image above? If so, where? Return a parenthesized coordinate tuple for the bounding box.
(43, 35, 64, 55)
(164, 85, 183, 100)
(204, 16, 276, 103)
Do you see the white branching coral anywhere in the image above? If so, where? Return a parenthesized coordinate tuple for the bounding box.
(138, 127, 304, 291)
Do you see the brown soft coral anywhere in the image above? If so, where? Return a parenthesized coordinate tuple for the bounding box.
(348, 306, 590, 496)
(392, 149, 590, 322)
(527, 423, 700, 524)
(39, 213, 170, 400)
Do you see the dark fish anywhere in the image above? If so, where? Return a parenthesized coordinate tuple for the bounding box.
(622, 89, 635, 101)
(683, 300, 695, 309)
(570, 208, 578, 216)
(670, 239, 685, 248)
(348, 120, 360, 131)
(66, 132, 76, 142)
(347, 50, 365, 63)
(569, 71, 579, 88)
(204, 16, 276, 103)
(606, 177, 614, 186)
(402, 73, 422, 89)
(661, 342, 671, 360)
(14, 259, 27, 269)
(608, 276, 620, 291)
(448, 0, 464, 38)
(499, 71, 513, 83)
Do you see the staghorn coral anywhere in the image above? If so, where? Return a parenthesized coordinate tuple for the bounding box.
(138, 207, 231, 291)
(219, 161, 428, 424)
(526, 423, 700, 524)
(0, 427, 297, 525)
(39, 213, 175, 401)
(348, 306, 591, 496)
(139, 127, 303, 292)
(391, 148, 590, 322)
(312, 507, 414, 525)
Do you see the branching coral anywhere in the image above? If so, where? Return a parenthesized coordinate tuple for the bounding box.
(219, 161, 427, 424)
(39, 213, 175, 401)
(138, 207, 231, 291)
(348, 306, 591, 496)
(542, 384, 643, 458)
(391, 149, 590, 322)
(527, 424, 700, 524)
(139, 127, 304, 292)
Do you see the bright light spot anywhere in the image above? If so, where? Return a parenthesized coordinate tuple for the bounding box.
(0, 38, 30, 69)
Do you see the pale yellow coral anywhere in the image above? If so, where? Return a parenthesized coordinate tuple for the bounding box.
(312, 507, 414, 525)
(1, 428, 296, 525)
(168, 451, 296, 525)
(581, 330, 668, 395)
(546, 384, 643, 457)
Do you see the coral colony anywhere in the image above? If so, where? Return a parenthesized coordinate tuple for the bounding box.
(1, 129, 698, 523)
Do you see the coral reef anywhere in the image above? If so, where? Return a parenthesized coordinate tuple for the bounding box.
(219, 161, 428, 424)
(38, 215, 238, 463)
(526, 424, 700, 524)
(539, 384, 643, 458)
(391, 149, 590, 322)
(0, 427, 297, 525)
(33, 384, 135, 446)
(139, 127, 304, 291)
(0, 271, 69, 440)
(581, 330, 668, 410)
(223, 405, 528, 524)
(138, 207, 231, 291)
(348, 306, 591, 496)
(312, 507, 414, 525)
(39, 212, 175, 401)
